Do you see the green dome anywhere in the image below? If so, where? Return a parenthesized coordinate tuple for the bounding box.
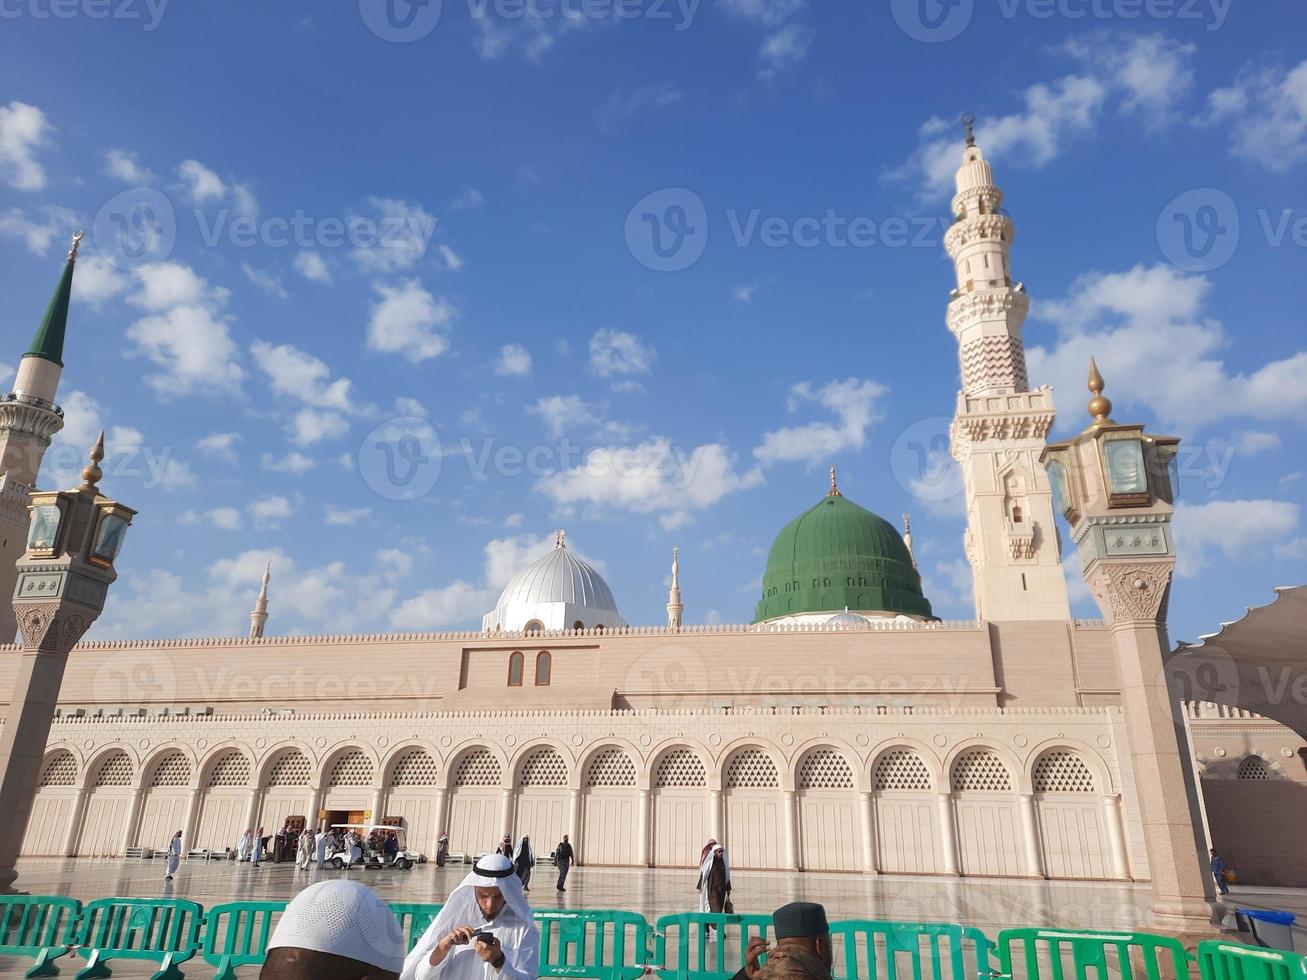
(753, 492, 934, 623)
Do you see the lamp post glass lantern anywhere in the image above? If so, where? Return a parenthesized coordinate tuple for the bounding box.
(0, 434, 134, 893)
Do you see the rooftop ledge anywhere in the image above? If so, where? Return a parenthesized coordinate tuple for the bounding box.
(0, 618, 1109, 651)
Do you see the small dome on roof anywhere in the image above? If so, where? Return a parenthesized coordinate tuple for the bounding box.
(482, 531, 625, 633)
(826, 608, 873, 630)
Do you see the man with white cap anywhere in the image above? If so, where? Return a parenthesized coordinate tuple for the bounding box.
(401, 853, 539, 980)
(260, 879, 405, 980)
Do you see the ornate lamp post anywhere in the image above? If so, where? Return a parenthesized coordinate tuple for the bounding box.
(0, 435, 134, 893)
(1041, 360, 1218, 933)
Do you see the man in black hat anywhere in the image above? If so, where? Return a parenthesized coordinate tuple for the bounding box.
(735, 902, 832, 980)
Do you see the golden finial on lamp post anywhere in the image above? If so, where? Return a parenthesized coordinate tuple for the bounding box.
(78, 432, 105, 492)
(827, 465, 841, 497)
(1086, 357, 1116, 430)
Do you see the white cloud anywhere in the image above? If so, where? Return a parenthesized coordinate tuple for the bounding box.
(919, 558, 974, 616)
(732, 283, 756, 304)
(196, 431, 241, 464)
(758, 24, 815, 77)
(495, 343, 532, 377)
(1206, 58, 1307, 172)
(291, 408, 349, 446)
(126, 304, 244, 396)
(1237, 431, 1280, 455)
(597, 83, 683, 129)
(437, 244, 463, 271)
(261, 451, 315, 474)
(103, 148, 154, 184)
(0, 205, 78, 255)
(535, 437, 763, 529)
(70, 255, 130, 308)
(390, 580, 495, 630)
(394, 396, 428, 417)
(249, 495, 294, 526)
(720, 0, 805, 27)
(589, 328, 655, 378)
(1027, 263, 1307, 430)
(293, 250, 332, 284)
(250, 340, 355, 411)
(529, 395, 596, 437)
(1173, 499, 1299, 577)
(52, 390, 103, 454)
(129, 260, 226, 311)
(754, 377, 887, 465)
(242, 263, 289, 299)
(376, 548, 415, 581)
(177, 159, 226, 203)
(208, 506, 243, 530)
(451, 186, 484, 210)
(367, 279, 455, 362)
(0, 101, 54, 191)
(1062, 33, 1195, 126)
(325, 505, 371, 525)
(351, 197, 437, 274)
(471, 10, 588, 63)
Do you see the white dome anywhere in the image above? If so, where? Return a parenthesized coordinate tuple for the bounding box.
(826, 609, 873, 630)
(482, 534, 625, 633)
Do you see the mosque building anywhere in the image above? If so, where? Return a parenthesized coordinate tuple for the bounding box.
(3, 138, 1304, 884)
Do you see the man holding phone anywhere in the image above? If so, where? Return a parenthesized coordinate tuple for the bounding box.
(401, 854, 539, 980)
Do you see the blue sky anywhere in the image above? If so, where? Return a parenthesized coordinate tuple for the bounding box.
(0, 0, 1302, 642)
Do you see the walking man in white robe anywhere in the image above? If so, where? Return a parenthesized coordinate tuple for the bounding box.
(236, 827, 253, 862)
(400, 853, 539, 980)
(164, 830, 182, 880)
(315, 827, 329, 869)
(296, 827, 314, 870)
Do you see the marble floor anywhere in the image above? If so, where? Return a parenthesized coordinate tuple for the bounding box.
(5, 857, 1306, 977)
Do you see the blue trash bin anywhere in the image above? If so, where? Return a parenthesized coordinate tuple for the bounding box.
(1236, 908, 1296, 951)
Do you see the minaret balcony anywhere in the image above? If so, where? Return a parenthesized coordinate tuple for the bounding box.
(944, 213, 1015, 257)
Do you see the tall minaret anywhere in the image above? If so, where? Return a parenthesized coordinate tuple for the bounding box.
(0, 233, 81, 641)
(666, 547, 683, 629)
(249, 559, 271, 638)
(944, 122, 1070, 621)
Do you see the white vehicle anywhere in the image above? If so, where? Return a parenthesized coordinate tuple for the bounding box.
(325, 823, 419, 870)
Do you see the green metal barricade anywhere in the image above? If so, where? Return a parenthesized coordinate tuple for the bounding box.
(201, 900, 287, 980)
(536, 908, 650, 980)
(73, 897, 203, 980)
(996, 928, 1192, 980)
(1198, 941, 1307, 980)
(391, 903, 444, 954)
(830, 920, 996, 980)
(656, 912, 774, 980)
(0, 895, 83, 978)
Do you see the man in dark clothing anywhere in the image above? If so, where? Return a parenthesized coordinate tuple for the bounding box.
(555, 834, 575, 892)
(733, 902, 832, 980)
(1211, 848, 1231, 895)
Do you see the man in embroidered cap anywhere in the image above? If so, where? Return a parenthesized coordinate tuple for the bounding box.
(736, 902, 832, 980)
(260, 879, 405, 979)
(401, 852, 539, 980)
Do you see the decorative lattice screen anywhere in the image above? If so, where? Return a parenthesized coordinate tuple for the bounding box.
(586, 748, 637, 787)
(267, 751, 311, 787)
(654, 749, 706, 788)
(454, 749, 501, 787)
(518, 748, 568, 787)
(1237, 756, 1272, 781)
(1032, 751, 1095, 793)
(94, 752, 134, 787)
(799, 749, 854, 790)
(726, 749, 779, 789)
(391, 749, 439, 787)
(208, 752, 252, 787)
(150, 751, 192, 787)
(328, 750, 374, 787)
(40, 752, 78, 787)
(874, 749, 932, 791)
(951, 750, 1012, 792)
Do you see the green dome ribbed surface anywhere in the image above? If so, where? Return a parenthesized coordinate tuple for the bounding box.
(753, 493, 934, 622)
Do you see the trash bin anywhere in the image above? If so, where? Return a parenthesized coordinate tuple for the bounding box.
(1236, 908, 1297, 951)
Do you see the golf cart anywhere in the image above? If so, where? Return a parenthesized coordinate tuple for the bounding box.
(326, 823, 419, 870)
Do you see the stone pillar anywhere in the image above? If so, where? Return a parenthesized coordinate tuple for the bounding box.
(370, 787, 385, 824)
(709, 789, 723, 842)
(308, 785, 324, 829)
(1018, 793, 1044, 878)
(783, 790, 800, 870)
(0, 604, 95, 892)
(500, 788, 515, 841)
(243, 788, 261, 835)
(568, 789, 583, 865)
(937, 792, 960, 876)
(1103, 793, 1130, 880)
(181, 786, 202, 854)
(121, 789, 146, 854)
(638, 790, 652, 867)
(62, 787, 89, 857)
(859, 792, 878, 873)
(432, 787, 448, 856)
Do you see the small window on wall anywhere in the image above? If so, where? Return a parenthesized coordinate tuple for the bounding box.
(525, 620, 544, 633)
(508, 652, 524, 687)
(535, 651, 552, 686)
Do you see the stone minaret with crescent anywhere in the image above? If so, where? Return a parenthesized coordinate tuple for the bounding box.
(943, 129, 1070, 621)
(249, 559, 272, 638)
(666, 546, 683, 629)
(0, 234, 82, 640)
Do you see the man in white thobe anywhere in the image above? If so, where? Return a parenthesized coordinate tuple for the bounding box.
(315, 828, 330, 869)
(236, 828, 253, 862)
(164, 831, 182, 880)
(400, 853, 539, 980)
